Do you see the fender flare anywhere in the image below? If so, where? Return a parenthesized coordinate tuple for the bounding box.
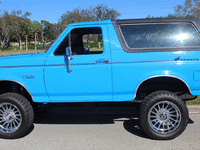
(134, 75, 192, 98)
(0, 79, 33, 100)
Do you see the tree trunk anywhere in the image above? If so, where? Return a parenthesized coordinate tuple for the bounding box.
(1, 40, 6, 51)
(98, 42, 101, 49)
(35, 32, 37, 51)
(43, 41, 46, 49)
(6, 40, 10, 48)
(26, 35, 28, 50)
(97, 34, 101, 49)
(20, 38, 22, 50)
(1, 41, 4, 51)
(87, 37, 90, 48)
(41, 33, 46, 49)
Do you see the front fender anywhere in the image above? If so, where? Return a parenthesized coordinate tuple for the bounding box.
(0, 67, 49, 103)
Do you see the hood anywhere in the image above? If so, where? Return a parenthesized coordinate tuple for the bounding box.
(0, 52, 47, 68)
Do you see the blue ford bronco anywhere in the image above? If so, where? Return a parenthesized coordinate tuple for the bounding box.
(0, 18, 200, 140)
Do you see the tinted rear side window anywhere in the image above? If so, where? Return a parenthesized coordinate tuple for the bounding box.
(120, 23, 200, 49)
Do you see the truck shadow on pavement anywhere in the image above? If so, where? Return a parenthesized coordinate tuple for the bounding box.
(31, 104, 194, 140)
(33, 112, 150, 139)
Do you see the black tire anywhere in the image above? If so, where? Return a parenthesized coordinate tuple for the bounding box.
(139, 91, 189, 140)
(0, 93, 34, 139)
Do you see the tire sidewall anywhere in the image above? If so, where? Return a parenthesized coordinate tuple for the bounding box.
(140, 91, 189, 140)
(0, 94, 33, 139)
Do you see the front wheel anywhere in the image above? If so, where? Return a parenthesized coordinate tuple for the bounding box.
(139, 91, 189, 140)
(0, 93, 34, 139)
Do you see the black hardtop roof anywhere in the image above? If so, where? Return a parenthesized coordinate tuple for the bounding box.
(115, 18, 200, 25)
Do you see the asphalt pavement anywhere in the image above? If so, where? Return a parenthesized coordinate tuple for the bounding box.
(187, 105, 200, 114)
(0, 105, 199, 150)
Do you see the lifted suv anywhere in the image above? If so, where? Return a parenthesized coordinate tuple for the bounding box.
(0, 18, 200, 140)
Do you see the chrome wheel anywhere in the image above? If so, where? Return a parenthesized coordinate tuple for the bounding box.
(0, 103, 22, 133)
(148, 101, 181, 134)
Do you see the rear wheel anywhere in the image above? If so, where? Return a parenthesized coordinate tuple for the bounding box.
(0, 93, 34, 139)
(139, 91, 188, 140)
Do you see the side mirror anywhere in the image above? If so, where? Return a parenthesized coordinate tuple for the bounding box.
(66, 47, 73, 73)
(66, 47, 71, 56)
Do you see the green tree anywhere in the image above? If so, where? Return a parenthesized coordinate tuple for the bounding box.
(58, 4, 121, 31)
(93, 4, 121, 21)
(57, 4, 121, 48)
(58, 7, 95, 31)
(53, 23, 63, 39)
(11, 11, 32, 50)
(30, 21, 43, 50)
(92, 4, 120, 48)
(0, 10, 32, 51)
(174, 0, 200, 18)
(146, 14, 177, 19)
(41, 20, 56, 48)
(0, 11, 13, 50)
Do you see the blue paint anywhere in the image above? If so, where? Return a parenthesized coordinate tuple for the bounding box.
(1, 20, 200, 103)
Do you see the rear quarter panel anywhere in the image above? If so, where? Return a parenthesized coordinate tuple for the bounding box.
(107, 23, 200, 101)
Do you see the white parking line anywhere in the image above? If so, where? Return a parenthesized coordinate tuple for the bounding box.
(187, 106, 200, 107)
(189, 112, 200, 114)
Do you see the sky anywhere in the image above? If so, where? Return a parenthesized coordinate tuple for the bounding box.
(1, 0, 185, 24)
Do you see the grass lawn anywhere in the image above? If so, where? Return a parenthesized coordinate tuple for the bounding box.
(0, 49, 45, 56)
(186, 96, 200, 105)
(0, 49, 200, 105)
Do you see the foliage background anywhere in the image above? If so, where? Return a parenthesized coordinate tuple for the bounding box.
(1, 1, 200, 51)
(0, 4, 120, 51)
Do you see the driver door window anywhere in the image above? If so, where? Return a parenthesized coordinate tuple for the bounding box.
(54, 27, 103, 56)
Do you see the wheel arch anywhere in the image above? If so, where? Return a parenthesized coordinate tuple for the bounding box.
(0, 79, 33, 103)
(135, 75, 192, 100)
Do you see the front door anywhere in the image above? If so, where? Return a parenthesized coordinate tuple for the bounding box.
(44, 25, 112, 102)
